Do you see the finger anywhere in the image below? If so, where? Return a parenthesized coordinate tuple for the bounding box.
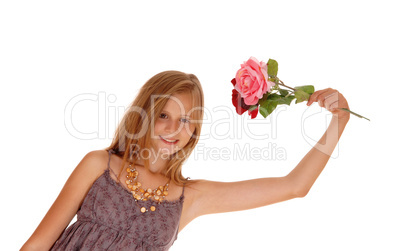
(315, 89, 333, 108)
(306, 90, 322, 106)
(322, 92, 339, 110)
(307, 88, 330, 106)
(329, 100, 339, 112)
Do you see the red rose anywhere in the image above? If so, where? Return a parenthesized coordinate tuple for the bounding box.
(231, 78, 259, 119)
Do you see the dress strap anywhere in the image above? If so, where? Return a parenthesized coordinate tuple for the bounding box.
(180, 178, 189, 199)
(107, 149, 119, 180)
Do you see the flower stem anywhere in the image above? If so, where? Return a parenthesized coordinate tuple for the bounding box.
(339, 108, 370, 121)
(275, 77, 296, 91)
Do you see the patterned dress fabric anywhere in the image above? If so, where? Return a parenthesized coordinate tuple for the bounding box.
(51, 149, 185, 251)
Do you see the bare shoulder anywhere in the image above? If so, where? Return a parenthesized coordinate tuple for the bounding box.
(63, 149, 111, 191)
(66, 149, 111, 188)
(83, 149, 109, 163)
(20, 149, 112, 250)
(78, 150, 110, 174)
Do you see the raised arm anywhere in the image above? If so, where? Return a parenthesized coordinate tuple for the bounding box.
(20, 150, 108, 251)
(187, 88, 349, 218)
(287, 88, 350, 195)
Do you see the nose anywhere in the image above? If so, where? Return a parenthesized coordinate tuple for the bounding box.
(164, 120, 181, 136)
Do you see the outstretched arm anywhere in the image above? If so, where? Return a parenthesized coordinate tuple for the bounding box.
(186, 88, 350, 219)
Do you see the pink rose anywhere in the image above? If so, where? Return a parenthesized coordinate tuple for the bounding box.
(234, 57, 275, 105)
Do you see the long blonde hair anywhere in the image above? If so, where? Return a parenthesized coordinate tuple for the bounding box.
(105, 70, 204, 186)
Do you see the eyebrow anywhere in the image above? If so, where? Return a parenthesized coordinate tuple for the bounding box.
(161, 110, 191, 118)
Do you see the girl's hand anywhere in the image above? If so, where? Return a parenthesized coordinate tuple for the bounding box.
(306, 88, 350, 122)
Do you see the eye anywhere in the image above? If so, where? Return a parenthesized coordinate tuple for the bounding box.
(160, 113, 190, 123)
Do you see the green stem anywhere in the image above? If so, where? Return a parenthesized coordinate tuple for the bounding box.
(339, 108, 370, 121)
(275, 77, 296, 91)
(272, 77, 370, 121)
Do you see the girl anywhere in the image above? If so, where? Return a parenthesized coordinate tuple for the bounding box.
(21, 70, 350, 250)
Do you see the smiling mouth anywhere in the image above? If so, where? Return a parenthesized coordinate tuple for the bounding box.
(160, 136, 179, 144)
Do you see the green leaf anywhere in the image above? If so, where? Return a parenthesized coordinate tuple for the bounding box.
(269, 77, 279, 84)
(262, 92, 295, 106)
(267, 59, 279, 78)
(295, 85, 315, 95)
(294, 89, 310, 104)
(278, 95, 295, 105)
(259, 93, 280, 105)
(258, 92, 270, 104)
(294, 85, 315, 104)
(279, 89, 289, 96)
(259, 99, 278, 118)
(267, 93, 281, 100)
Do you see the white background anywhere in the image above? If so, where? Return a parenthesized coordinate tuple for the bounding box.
(1, 1, 401, 250)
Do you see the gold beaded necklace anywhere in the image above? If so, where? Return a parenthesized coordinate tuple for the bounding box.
(125, 163, 170, 213)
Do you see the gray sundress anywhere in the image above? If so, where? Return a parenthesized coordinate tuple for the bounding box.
(51, 149, 185, 250)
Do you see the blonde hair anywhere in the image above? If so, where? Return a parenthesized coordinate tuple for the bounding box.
(105, 70, 204, 186)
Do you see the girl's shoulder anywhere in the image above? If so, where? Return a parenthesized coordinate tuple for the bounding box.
(85, 149, 110, 164)
(73, 150, 111, 182)
(82, 149, 110, 166)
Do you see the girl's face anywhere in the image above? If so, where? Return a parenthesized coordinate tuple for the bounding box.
(151, 92, 196, 157)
